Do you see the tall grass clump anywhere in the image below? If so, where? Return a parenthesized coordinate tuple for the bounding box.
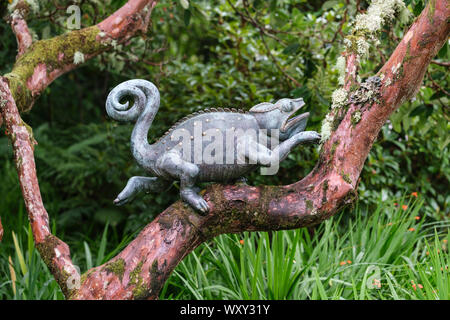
(162, 197, 449, 300)
(1, 196, 448, 300)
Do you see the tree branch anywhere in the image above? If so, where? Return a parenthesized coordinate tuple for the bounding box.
(0, 77, 78, 296)
(4, 0, 157, 113)
(1, 0, 449, 300)
(71, 1, 449, 299)
(0, 0, 158, 298)
(9, 5, 33, 58)
(431, 60, 450, 67)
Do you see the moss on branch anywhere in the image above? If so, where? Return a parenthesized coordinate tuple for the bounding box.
(4, 26, 107, 112)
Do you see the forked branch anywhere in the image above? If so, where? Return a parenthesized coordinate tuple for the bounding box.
(0, 0, 448, 300)
(74, 0, 449, 299)
(0, 0, 158, 298)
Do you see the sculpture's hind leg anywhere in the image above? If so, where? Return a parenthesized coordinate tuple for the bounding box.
(157, 150, 209, 213)
(114, 176, 171, 206)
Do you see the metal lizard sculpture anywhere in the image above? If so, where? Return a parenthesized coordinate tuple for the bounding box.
(106, 79, 321, 213)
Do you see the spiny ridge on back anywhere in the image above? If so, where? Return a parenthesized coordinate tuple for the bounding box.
(155, 107, 248, 143)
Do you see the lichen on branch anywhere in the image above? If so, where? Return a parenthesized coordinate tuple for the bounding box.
(319, 0, 411, 144)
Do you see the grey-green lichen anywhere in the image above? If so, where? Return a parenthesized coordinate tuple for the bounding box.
(349, 76, 382, 106)
(320, 113, 334, 144)
(331, 88, 349, 109)
(351, 110, 362, 126)
(73, 51, 85, 65)
(335, 56, 346, 85)
(8, 0, 39, 14)
(344, 0, 410, 61)
(353, 0, 410, 35)
(0, 91, 7, 109)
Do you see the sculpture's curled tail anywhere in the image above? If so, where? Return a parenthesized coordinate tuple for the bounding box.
(106, 79, 160, 170)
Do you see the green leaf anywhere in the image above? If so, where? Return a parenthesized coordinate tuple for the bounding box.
(270, 0, 277, 11)
(184, 9, 191, 27)
(83, 242, 93, 270)
(322, 0, 339, 11)
(430, 72, 445, 80)
(12, 231, 27, 277)
(429, 91, 445, 100)
(316, 92, 330, 107)
(437, 42, 448, 58)
(282, 43, 300, 55)
(410, 104, 432, 117)
(413, 0, 424, 16)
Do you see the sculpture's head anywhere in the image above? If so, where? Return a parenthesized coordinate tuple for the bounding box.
(249, 97, 309, 140)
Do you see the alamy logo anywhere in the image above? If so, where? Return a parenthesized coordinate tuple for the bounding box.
(66, 5, 81, 30)
(168, 121, 281, 175)
(365, 265, 382, 289)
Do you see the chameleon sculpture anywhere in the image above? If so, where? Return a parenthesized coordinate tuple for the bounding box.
(106, 79, 321, 213)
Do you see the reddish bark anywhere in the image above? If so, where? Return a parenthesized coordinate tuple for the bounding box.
(98, 0, 156, 39)
(0, 0, 158, 298)
(343, 52, 359, 89)
(5, 0, 157, 112)
(0, 0, 449, 300)
(10, 7, 33, 58)
(0, 216, 3, 242)
(0, 77, 78, 296)
(73, 0, 450, 299)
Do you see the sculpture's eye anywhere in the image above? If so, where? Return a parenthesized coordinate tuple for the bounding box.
(282, 102, 293, 112)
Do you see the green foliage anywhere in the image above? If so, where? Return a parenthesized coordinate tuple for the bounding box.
(0, 0, 448, 299)
(3, 200, 448, 300)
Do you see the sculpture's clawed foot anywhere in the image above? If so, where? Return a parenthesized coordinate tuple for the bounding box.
(181, 189, 210, 214)
(293, 131, 322, 143)
(113, 177, 142, 206)
(114, 188, 135, 206)
(113, 176, 168, 206)
(300, 131, 321, 144)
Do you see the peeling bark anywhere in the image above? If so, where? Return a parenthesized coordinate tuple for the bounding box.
(0, 77, 78, 297)
(10, 7, 33, 58)
(0, 0, 158, 299)
(0, 0, 449, 300)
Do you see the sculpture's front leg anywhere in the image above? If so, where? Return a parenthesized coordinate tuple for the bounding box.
(238, 131, 321, 166)
(114, 176, 171, 206)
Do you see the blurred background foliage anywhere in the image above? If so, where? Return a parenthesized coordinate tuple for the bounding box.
(0, 0, 448, 299)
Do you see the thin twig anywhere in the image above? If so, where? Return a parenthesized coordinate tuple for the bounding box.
(431, 60, 450, 67)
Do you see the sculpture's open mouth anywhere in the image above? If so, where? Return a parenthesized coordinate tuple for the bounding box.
(281, 98, 308, 132)
(282, 111, 310, 132)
